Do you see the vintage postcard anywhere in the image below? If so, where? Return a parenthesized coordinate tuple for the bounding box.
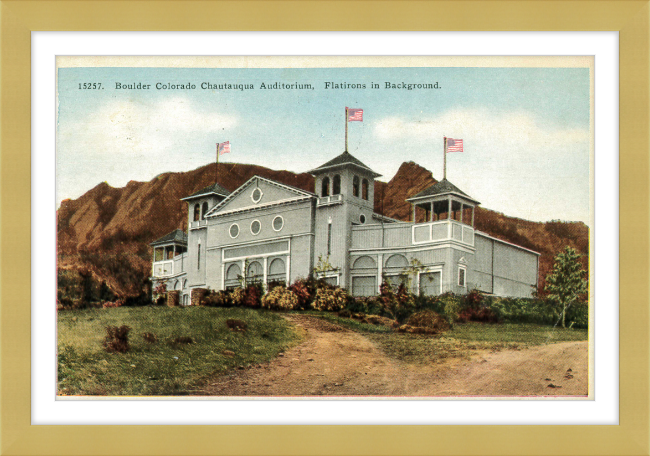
(56, 56, 592, 398)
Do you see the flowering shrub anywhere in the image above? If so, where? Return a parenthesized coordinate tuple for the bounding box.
(378, 282, 416, 323)
(243, 284, 263, 308)
(289, 279, 312, 309)
(312, 287, 348, 312)
(102, 298, 125, 309)
(230, 287, 246, 307)
(261, 286, 299, 310)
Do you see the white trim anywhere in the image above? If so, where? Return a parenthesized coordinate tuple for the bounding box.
(458, 264, 467, 288)
(223, 249, 291, 263)
(272, 215, 284, 232)
(210, 232, 311, 251)
(205, 174, 315, 217)
(208, 196, 312, 218)
(251, 187, 264, 204)
(349, 242, 475, 255)
(316, 272, 340, 286)
(250, 219, 262, 236)
(228, 223, 240, 239)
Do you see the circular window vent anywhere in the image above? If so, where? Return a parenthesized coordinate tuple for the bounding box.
(273, 216, 284, 232)
(251, 188, 263, 203)
(229, 223, 239, 238)
(250, 220, 261, 235)
(359, 214, 366, 224)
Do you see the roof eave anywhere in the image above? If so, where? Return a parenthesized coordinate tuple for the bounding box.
(406, 192, 481, 205)
(308, 162, 382, 178)
(180, 191, 229, 201)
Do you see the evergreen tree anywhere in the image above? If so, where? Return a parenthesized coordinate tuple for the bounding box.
(545, 246, 588, 328)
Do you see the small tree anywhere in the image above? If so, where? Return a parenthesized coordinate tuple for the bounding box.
(545, 246, 588, 328)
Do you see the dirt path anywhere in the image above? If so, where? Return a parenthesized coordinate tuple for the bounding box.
(196, 315, 588, 397)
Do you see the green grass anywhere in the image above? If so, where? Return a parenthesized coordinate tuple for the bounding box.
(58, 306, 302, 396)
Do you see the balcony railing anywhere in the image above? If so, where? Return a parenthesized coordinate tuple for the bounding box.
(317, 194, 343, 207)
(190, 219, 208, 229)
(412, 220, 474, 246)
(152, 260, 174, 277)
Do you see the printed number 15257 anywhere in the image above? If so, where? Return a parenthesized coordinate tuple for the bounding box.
(78, 83, 102, 89)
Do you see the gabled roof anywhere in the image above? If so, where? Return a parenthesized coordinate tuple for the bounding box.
(308, 151, 381, 177)
(180, 182, 231, 201)
(407, 179, 480, 205)
(150, 229, 188, 246)
(205, 175, 316, 218)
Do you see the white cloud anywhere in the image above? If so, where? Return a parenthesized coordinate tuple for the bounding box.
(58, 97, 237, 160)
(56, 97, 238, 204)
(374, 108, 589, 159)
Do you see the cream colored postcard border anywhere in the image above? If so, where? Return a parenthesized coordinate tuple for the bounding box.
(57, 55, 593, 68)
(2, 1, 647, 455)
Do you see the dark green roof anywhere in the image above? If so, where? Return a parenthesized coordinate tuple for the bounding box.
(150, 229, 188, 246)
(309, 151, 381, 177)
(181, 182, 231, 200)
(408, 179, 479, 204)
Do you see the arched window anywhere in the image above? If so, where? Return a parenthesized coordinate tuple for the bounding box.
(352, 255, 377, 269)
(321, 177, 330, 197)
(352, 175, 360, 197)
(246, 261, 263, 285)
(362, 179, 369, 200)
(226, 263, 241, 281)
(193, 204, 200, 221)
(333, 175, 341, 195)
(385, 254, 409, 269)
(201, 202, 208, 220)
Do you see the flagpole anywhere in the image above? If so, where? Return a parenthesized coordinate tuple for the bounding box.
(216, 143, 220, 184)
(443, 136, 447, 180)
(345, 107, 349, 152)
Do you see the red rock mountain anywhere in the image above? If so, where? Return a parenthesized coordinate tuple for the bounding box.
(57, 161, 588, 297)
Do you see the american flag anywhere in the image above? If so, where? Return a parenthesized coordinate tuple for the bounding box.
(446, 138, 463, 153)
(347, 108, 363, 122)
(217, 141, 231, 156)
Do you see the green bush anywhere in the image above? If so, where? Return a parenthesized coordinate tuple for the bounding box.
(378, 282, 416, 323)
(202, 290, 232, 307)
(261, 286, 299, 310)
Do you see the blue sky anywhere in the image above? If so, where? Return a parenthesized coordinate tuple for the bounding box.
(57, 66, 590, 223)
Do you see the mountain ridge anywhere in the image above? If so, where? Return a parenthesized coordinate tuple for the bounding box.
(57, 161, 588, 298)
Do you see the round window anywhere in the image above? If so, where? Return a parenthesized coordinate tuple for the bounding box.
(272, 216, 284, 232)
(229, 223, 239, 238)
(250, 220, 261, 235)
(251, 188, 263, 203)
(359, 214, 366, 224)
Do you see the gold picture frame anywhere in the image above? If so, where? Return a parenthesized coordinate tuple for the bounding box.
(2, 1, 647, 455)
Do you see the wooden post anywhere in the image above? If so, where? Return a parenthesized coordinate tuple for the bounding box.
(443, 136, 447, 180)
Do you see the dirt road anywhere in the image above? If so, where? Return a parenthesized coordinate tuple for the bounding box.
(196, 315, 588, 397)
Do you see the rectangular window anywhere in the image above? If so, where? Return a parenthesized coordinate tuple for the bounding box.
(458, 267, 466, 287)
(327, 222, 332, 256)
(197, 245, 201, 270)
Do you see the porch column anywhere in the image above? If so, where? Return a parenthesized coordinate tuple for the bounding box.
(472, 207, 475, 227)
(460, 203, 464, 224)
(430, 202, 434, 222)
(412, 204, 416, 223)
(263, 257, 268, 291)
